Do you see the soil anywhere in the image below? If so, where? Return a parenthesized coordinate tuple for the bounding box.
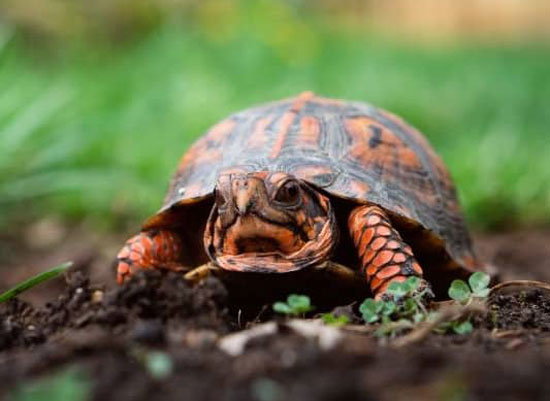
(1, 228, 550, 401)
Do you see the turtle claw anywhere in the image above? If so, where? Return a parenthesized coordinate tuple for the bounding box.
(184, 263, 220, 284)
(415, 279, 435, 302)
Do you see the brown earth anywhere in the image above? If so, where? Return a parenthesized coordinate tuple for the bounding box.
(1, 228, 550, 401)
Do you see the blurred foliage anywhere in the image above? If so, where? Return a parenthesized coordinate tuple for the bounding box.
(0, 0, 348, 47)
(0, 0, 549, 231)
(9, 366, 90, 401)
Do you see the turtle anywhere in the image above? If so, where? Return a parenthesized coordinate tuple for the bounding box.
(115, 91, 489, 301)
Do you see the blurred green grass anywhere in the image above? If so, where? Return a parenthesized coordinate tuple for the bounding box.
(1, 16, 549, 230)
(9, 366, 89, 401)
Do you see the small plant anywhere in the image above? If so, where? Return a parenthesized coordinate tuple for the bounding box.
(447, 320, 474, 335)
(448, 272, 491, 304)
(0, 261, 72, 303)
(359, 277, 429, 337)
(273, 294, 314, 316)
(144, 351, 174, 380)
(360, 273, 490, 338)
(359, 298, 396, 324)
(437, 272, 490, 335)
(321, 313, 350, 327)
(130, 348, 174, 380)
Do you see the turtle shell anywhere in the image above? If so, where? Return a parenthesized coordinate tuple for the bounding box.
(145, 92, 480, 277)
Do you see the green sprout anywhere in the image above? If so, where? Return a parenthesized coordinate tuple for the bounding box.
(321, 313, 350, 327)
(432, 313, 476, 336)
(130, 348, 174, 380)
(438, 272, 490, 335)
(359, 298, 396, 324)
(450, 320, 474, 335)
(360, 273, 490, 338)
(0, 261, 72, 303)
(448, 272, 491, 304)
(145, 351, 174, 380)
(273, 294, 314, 316)
(359, 277, 426, 336)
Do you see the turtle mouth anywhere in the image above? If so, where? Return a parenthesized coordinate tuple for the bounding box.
(233, 236, 281, 254)
(205, 213, 337, 274)
(222, 215, 306, 258)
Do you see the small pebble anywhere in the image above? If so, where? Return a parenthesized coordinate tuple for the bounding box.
(183, 329, 218, 348)
(91, 290, 104, 304)
(130, 319, 166, 345)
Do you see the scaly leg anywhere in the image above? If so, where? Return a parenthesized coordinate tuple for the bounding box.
(348, 205, 427, 299)
(116, 229, 186, 284)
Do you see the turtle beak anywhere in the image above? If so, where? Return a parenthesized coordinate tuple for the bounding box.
(231, 175, 259, 216)
(235, 191, 252, 215)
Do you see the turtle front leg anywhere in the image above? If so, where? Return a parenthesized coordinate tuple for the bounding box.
(348, 205, 428, 299)
(116, 229, 187, 284)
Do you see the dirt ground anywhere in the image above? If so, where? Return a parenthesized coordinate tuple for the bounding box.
(1, 227, 550, 401)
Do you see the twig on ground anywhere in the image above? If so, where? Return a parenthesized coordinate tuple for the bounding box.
(391, 300, 486, 348)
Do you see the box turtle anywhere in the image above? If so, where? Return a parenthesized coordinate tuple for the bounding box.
(116, 92, 488, 301)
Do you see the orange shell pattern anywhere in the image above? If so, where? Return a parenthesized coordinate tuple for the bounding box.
(159, 92, 475, 270)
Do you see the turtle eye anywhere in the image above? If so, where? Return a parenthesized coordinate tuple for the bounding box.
(274, 181, 301, 206)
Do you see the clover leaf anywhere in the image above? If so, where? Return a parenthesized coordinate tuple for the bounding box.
(451, 320, 473, 335)
(321, 313, 350, 327)
(359, 298, 380, 323)
(448, 279, 471, 303)
(273, 294, 314, 316)
(386, 282, 407, 298)
(468, 272, 490, 298)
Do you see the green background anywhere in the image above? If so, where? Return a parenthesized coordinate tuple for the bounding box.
(1, 0, 549, 231)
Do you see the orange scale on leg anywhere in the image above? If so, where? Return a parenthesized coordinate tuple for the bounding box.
(129, 251, 143, 263)
(351, 226, 361, 246)
(366, 215, 381, 226)
(117, 263, 130, 285)
(117, 247, 131, 259)
(370, 276, 383, 291)
(412, 262, 423, 274)
(386, 240, 401, 249)
(130, 241, 145, 254)
(141, 235, 154, 249)
(375, 280, 392, 295)
(153, 235, 165, 253)
(118, 262, 129, 274)
(392, 253, 406, 263)
(161, 235, 178, 261)
(372, 250, 394, 268)
(348, 209, 361, 227)
(371, 237, 387, 251)
(375, 265, 401, 280)
(376, 226, 391, 237)
(359, 228, 376, 255)
(362, 249, 377, 266)
(161, 232, 173, 250)
(366, 263, 380, 277)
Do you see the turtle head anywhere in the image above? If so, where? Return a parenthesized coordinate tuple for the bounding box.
(204, 171, 338, 272)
